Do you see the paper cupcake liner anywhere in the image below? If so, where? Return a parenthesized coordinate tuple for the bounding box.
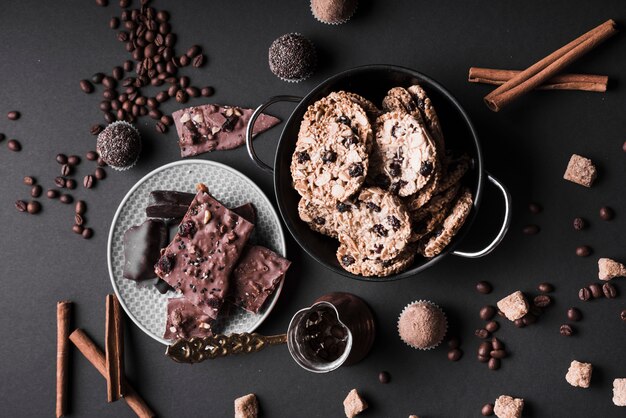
(310, 0, 358, 25)
(98, 120, 141, 171)
(275, 34, 317, 83)
(397, 299, 448, 350)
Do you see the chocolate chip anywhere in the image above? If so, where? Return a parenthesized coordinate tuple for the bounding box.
(419, 161, 433, 176)
(573, 217, 586, 230)
(15, 200, 27, 212)
(313, 217, 325, 225)
(340, 255, 355, 266)
(481, 403, 494, 416)
(603, 283, 617, 299)
(389, 180, 407, 195)
(372, 224, 388, 237)
(528, 202, 542, 214)
(567, 308, 582, 322)
(336, 202, 351, 213)
(488, 357, 500, 370)
(154, 279, 173, 294)
(479, 305, 496, 320)
(589, 283, 603, 299)
(82, 228, 93, 239)
(27, 201, 41, 214)
(378, 371, 390, 383)
(599, 206, 614, 221)
(7, 139, 21, 151)
(448, 349, 462, 362)
(296, 151, 309, 163)
(387, 216, 401, 231)
(534, 295, 552, 308)
(388, 161, 401, 177)
(321, 150, 337, 163)
(560, 324, 574, 336)
(575, 245, 591, 257)
(476, 281, 492, 294)
(348, 163, 364, 177)
(522, 224, 540, 235)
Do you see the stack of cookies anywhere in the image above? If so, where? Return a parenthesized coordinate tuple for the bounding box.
(290, 87, 473, 277)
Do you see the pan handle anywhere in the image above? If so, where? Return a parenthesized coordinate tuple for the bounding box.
(452, 172, 512, 258)
(246, 95, 302, 173)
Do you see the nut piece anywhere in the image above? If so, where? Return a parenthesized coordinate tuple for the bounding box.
(598, 257, 626, 281)
(195, 183, 208, 193)
(343, 389, 368, 418)
(234, 393, 258, 418)
(613, 378, 626, 406)
(565, 360, 593, 388)
(493, 395, 524, 418)
(497, 291, 529, 321)
(203, 209, 212, 224)
(563, 154, 597, 187)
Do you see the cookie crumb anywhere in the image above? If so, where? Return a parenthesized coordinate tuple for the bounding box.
(234, 393, 259, 418)
(598, 258, 626, 280)
(343, 389, 368, 418)
(497, 291, 529, 321)
(613, 378, 626, 406)
(493, 395, 524, 418)
(563, 154, 597, 187)
(565, 360, 593, 388)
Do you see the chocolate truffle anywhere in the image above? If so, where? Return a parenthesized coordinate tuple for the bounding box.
(397, 301, 447, 350)
(268, 33, 316, 82)
(96, 121, 141, 170)
(311, 0, 357, 25)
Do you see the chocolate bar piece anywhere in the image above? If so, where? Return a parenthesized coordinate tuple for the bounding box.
(155, 184, 254, 319)
(232, 203, 256, 225)
(163, 298, 213, 340)
(146, 190, 195, 219)
(123, 219, 169, 281)
(172, 104, 280, 158)
(231, 246, 291, 313)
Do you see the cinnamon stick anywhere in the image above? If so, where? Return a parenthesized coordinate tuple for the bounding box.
(69, 329, 155, 418)
(469, 67, 608, 92)
(56, 301, 72, 418)
(484, 19, 618, 111)
(105, 294, 124, 402)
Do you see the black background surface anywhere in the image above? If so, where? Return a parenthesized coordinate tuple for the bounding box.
(1, 1, 625, 417)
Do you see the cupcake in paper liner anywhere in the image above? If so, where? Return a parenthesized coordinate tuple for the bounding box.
(268, 33, 317, 83)
(310, 0, 357, 25)
(397, 300, 447, 350)
(96, 120, 141, 171)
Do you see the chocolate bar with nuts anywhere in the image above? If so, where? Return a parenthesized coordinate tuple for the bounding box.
(163, 298, 213, 340)
(154, 184, 255, 319)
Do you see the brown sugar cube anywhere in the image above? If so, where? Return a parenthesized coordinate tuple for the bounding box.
(565, 360, 593, 388)
(563, 154, 597, 187)
(343, 389, 368, 418)
(598, 258, 626, 281)
(497, 291, 529, 321)
(613, 379, 626, 406)
(234, 393, 259, 418)
(494, 395, 524, 418)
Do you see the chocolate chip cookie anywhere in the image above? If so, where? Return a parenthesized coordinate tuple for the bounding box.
(409, 184, 460, 242)
(337, 243, 416, 277)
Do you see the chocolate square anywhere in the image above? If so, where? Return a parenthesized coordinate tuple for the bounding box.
(163, 298, 212, 340)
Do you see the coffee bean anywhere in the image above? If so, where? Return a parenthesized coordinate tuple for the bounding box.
(179, 55, 190, 67)
(485, 321, 499, 333)
(27, 200, 41, 214)
(475, 328, 490, 339)
(61, 164, 72, 177)
(92, 73, 105, 84)
(491, 337, 504, 350)
(155, 121, 167, 133)
(603, 283, 617, 299)
(534, 295, 552, 308)
(86, 151, 98, 161)
(23, 176, 35, 186)
(97, 157, 107, 167)
(15, 200, 27, 212)
(72, 224, 84, 235)
(479, 305, 496, 320)
(192, 54, 205, 68)
(578, 287, 591, 301)
(74, 214, 84, 226)
(589, 283, 603, 299)
(599, 206, 614, 221)
(575, 245, 591, 257)
(538, 282, 554, 293)
(47, 189, 59, 199)
(447, 337, 460, 349)
(100, 101, 111, 111)
(149, 109, 162, 119)
(109, 17, 120, 29)
(83, 175, 95, 189)
(185, 45, 201, 58)
(90, 124, 103, 135)
(478, 341, 492, 357)
(476, 281, 492, 294)
(82, 228, 94, 239)
(567, 307, 582, 322)
(522, 224, 540, 235)
(481, 403, 494, 416)
(123, 59, 133, 72)
(60, 194, 73, 204)
(560, 324, 574, 336)
(175, 89, 188, 103)
(201, 86, 214, 97)
(56, 154, 68, 164)
(95, 0, 108, 6)
(478, 354, 490, 363)
(490, 349, 507, 359)
(102, 76, 116, 89)
(528, 202, 542, 214)
(522, 313, 536, 326)
(156, 10, 169, 22)
(66, 179, 76, 190)
(112, 66, 124, 80)
(621, 310, 626, 322)
(573, 217, 586, 230)
(54, 177, 66, 188)
(155, 91, 168, 103)
(186, 86, 200, 97)
(160, 115, 173, 126)
(514, 318, 525, 328)
(80, 79, 94, 93)
(488, 357, 500, 370)
(378, 371, 390, 383)
(447, 349, 462, 362)
(94, 167, 106, 180)
(31, 185, 42, 198)
(75, 200, 86, 215)
(7, 139, 21, 151)
(7, 111, 20, 120)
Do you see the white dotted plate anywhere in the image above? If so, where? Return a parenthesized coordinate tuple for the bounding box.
(107, 160, 287, 345)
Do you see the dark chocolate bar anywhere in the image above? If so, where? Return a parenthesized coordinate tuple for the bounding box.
(232, 202, 256, 225)
(146, 190, 195, 219)
(163, 298, 213, 340)
(231, 245, 291, 314)
(123, 219, 169, 281)
(154, 184, 254, 319)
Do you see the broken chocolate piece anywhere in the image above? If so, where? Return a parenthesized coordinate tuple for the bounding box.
(146, 190, 195, 220)
(123, 219, 169, 281)
(232, 202, 257, 225)
(163, 298, 213, 340)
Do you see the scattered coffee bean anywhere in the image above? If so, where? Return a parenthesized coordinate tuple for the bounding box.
(589, 283, 603, 299)
(447, 349, 462, 362)
(485, 321, 499, 333)
(60, 194, 73, 204)
(72, 224, 84, 234)
(534, 295, 552, 308)
(481, 403, 494, 416)
(175, 89, 188, 103)
(109, 16, 120, 29)
(522, 224, 540, 235)
(68, 155, 80, 166)
(155, 121, 167, 133)
(75, 214, 84, 226)
(475, 328, 490, 339)
(96, 0, 108, 6)
(479, 305, 496, 321)
(90, 124, 103, 135)
(201, 86, 214, 97)
(94, 167, 106, 180)
(82, 227, 94, 239)
(491, 337, 504, 350)
(92, 73, 105, 84)
(97, 157, 107, 167)
(47, 189, 59, 199)
(447, 337, 460, 349)
(86, 150, 99, 161)
(83, 175, 95, 189)
(31, 185, 42, 198)
(573, 217, 586, 230)
(490, 349, 507, 359)
(522, 313, 537, 326)
(27, 201, 41, 214)
(599, 206, 614, 221)
(7, 139, 21, 151)
(15, 200, 27, 212)
(575, 245, 591, 257)
(65, 179, 76, 190)
(476, 281, 492, 294)
(478, 341, 492, 357)
(603, 283, 617, 299)
(56, 154, 68, 164)
(75, 200, 86, 215)
(80, 79, 94, 93)
(560, 324, 574, 336)
(537, 282, 554, 293)
(478, 354, 490, 363)
(528, 202, 542, 214)
(61, 164, 72, 176)
(488, 357, 500, 370)
(578, 287, 591, 301)
(514, 318, 525, 328)
(23, 176, 35, 186)
(378, 371, 390, 384)
(567, 307, 582, 322)
(621, 310, 626, 322)
(192, 54, 205, 68)
(54, 177, 66, 188)
(7, 111, 20, 120)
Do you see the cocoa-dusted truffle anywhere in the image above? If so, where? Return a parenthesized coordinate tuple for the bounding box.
(311, 0, 357, 25)
(268, 33, 316, 82)
(397, 301, 447, 350)
(96, 121, 141, 170)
